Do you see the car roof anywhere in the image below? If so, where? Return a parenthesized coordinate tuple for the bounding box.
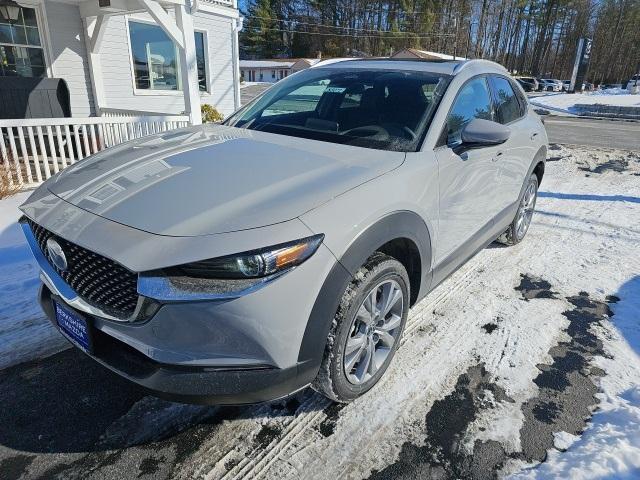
(311, 58, 508, 77)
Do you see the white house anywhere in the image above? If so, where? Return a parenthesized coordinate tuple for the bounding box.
(239, 58, 321, 83)
(0, 0, 242, 188)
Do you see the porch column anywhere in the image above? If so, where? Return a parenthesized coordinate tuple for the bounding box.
(83, 15, 110, 116)
(174, 3, 202, 125)
(231, 16, 243, 110)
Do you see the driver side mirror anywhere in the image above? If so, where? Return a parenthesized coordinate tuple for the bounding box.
(453, 118, 511, 154)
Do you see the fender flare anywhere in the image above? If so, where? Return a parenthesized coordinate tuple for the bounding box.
(527, 145, 547, 188)
(297, 211, 432, 369)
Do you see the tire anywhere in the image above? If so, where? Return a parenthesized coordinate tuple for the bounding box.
(496, 173, 539, 246)
(312, 253, 410, 403)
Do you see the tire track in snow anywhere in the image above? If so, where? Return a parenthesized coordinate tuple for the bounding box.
(199, 258, 486, 480)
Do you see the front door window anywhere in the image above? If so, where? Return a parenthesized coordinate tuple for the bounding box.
(444, 77, 494, 146)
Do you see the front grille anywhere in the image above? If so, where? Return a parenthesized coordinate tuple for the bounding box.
(27, 219, 139, 319)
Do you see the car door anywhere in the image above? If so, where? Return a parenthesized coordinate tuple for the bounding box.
(488, 76, 539, 212)
(433, 76, 503, 266)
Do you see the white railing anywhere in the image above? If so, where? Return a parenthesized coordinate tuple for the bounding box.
(101, 108, 181, 118)
(0, 115, 190, 189)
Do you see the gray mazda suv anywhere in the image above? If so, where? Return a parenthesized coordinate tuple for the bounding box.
(20, 59, 547, 404)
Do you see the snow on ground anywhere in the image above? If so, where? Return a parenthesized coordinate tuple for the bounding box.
(530, 90, 640, 115)
(0, 191, 67, 369)
(240, 81, 272, 89)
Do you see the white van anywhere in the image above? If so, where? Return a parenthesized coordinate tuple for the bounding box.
(627, 74, 640, 94)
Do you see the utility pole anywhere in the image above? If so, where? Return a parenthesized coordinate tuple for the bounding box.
(453, 15, 459, 60)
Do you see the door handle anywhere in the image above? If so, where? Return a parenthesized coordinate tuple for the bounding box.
(492, 151, 503, 162)
(530, 132, 539, 141)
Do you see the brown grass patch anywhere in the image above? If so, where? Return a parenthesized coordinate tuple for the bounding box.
(0, 162, 22, 200)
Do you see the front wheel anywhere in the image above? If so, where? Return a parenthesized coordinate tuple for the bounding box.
(312, 253, 409, 403)
(496, 173, 538, 246)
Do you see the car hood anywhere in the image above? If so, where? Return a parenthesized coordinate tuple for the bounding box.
(45, 124, 405, 236)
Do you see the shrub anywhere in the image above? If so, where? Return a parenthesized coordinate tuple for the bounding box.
(0, 162, 21, 200)
(201, 104, 224, 123)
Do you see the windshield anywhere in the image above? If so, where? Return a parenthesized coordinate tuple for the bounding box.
(226, 67, 449, 152)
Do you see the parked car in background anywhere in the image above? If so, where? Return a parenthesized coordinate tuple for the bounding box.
(551, 79, 564, 91)
(627, 74, 640, 92)
(538, 79, 562, 92)
(20, 58, 548, 405)
(562, 80, 571, 91)
(516, 77, 538, 92)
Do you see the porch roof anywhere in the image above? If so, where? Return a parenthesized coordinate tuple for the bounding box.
(76, 0, 240, 125)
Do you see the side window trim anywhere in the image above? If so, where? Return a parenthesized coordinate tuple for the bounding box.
(435, 74, 496, 148)
(511, 78, 529, 117)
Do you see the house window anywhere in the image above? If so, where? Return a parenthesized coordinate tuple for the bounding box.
(194, 31, 207, 91)
(0, 5, 45, 77)
(128, 21, 208, 92)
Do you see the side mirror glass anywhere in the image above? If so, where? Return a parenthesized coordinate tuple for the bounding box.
(453, 118, 511, 154)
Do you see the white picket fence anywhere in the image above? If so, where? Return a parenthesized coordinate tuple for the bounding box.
(0, 115, 190, 189)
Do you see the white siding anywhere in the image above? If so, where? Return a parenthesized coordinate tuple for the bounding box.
(45, 1, 95, 116)
(193, 10, 236, 116)
(98, 11, 236, 117)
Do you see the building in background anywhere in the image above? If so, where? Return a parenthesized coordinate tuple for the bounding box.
(391, 48, 466, 61)
(240, 58, 322, 83)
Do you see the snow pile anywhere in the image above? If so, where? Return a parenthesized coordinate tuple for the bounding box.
(530, 92, 640, 115)
(589, 87, 630, 96)
(240, 81, 272, 88)
(0, 191, 67, 369)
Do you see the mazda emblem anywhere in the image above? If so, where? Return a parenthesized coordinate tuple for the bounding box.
(46, 238, 68, 271)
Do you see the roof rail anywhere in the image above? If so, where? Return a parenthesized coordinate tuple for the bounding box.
(453, 59, 509, 75)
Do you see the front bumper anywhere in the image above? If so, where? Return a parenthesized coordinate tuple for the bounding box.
(21, 189, 343, 404)
(39, 285, 318, 404)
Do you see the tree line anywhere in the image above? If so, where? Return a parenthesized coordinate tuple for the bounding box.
(240, 0, 640, 84)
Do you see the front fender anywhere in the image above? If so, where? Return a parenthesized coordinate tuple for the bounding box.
(297, 211, 432, 367)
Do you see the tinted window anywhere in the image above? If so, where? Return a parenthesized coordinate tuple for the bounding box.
(227, 68, 448, 152)
(444, 77, 493, 146)
(492, 77, 522, 124)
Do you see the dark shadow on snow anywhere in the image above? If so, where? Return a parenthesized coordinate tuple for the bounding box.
(0, 347, 315, 458)
(538, 191, 640, 204)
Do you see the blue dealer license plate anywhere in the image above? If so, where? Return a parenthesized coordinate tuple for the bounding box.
(54, 301, 93, 353)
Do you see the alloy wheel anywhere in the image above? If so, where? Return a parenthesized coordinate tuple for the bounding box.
(343, 279, 405, 385)
(515, 179, 537, 240)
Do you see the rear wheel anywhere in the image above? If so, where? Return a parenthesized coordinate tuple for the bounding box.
(496, 173, 538, 246)
(312, 253, 409, 403)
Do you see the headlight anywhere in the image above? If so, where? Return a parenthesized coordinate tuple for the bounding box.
(137, 235, 325, 302)
(166, 234, 324, 279)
